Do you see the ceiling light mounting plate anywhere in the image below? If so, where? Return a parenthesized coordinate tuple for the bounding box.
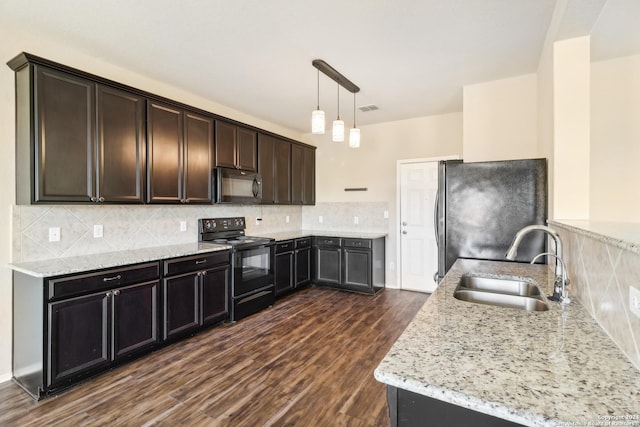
(312, 59, 360, 93)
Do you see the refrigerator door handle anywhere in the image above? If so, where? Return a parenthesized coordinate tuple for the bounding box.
(433, 190, 439, 248)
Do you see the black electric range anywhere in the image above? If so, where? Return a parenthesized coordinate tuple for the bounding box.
(199, 217, 275, 322)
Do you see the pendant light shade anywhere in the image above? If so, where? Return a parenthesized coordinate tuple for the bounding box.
(311, 69, 325, 134)
(332, 83, 344, 142)
(349, 92, 360, 148)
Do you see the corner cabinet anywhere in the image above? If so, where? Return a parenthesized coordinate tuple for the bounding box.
(12, 62, 146, 204)
(147, 102, 213, 204)
(313, 236, 385, 294)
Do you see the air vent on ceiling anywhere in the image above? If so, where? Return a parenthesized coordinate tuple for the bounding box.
(358, 104, 379, 112)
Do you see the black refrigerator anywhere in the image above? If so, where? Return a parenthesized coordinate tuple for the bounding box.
(435, 158, 548, 281)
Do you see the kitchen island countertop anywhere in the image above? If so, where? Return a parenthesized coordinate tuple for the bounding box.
(374, 259, 640, 426)
(9, 242, 230, 277)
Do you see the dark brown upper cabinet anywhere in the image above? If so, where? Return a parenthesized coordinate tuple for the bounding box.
(13, 64, 145, 204)
(215, 121, 257, 172)
(147, 101, 213, 204)
(258, 134, 291, 204)
(291, 144, 316, 205)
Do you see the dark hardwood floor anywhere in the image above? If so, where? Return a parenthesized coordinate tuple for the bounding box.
(0, 287, 428, 426)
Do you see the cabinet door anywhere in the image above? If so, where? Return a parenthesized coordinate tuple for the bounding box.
(295, 247, 311, 287)
(291, 144, 304, 205)
(214, 121, 237, 169)
(237, 127, 258, 171)
(113, 281, 159, 360)
(48, 292, 110, 386)
(274, 138, 291, 204)
(258, 134, 275, 204)
(275, 251, 294, 296)
(35, 66, 95, 202)
(302, 147, 316, 205)
(163, 273, 199, 340)
(147, 102, 184, 203)
(315, 247, 342, 285)
(97, 85, 145, 203)
(184, 112, 214, 203)
(343, 248, 372, 289)
(201, 265, 229, 326)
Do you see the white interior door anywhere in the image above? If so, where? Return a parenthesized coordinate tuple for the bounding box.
(400, 162, 439, 293)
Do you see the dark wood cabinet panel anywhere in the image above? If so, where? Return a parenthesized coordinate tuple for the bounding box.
(292, 144, 316, 205)
(215, 122, 258, 172)
(163, 273, 200, 340)
(97, 85, 145, 203)
(295, 246, 311, 288)
(275, 250, 294, 296)
(237, 127, 258, 171)
(112, 281, 159, 359)
(343, 248, 372, 289)
(48, 292, 110, 387)
(275, 138, 291, 204)
(315, 247, 342, 285)
(147, 102, 183, 203)
(184, 112, 213, 203)
(201, 265, 229, 326)
(258, 134, 275, 203)
(35, 66, 95, 203)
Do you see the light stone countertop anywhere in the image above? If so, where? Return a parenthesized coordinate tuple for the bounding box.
(374, 259, 640, 426)
(257, 230, 388, 241)
(9, 242, 231, 278)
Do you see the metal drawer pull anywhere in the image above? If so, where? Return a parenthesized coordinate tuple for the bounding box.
(103, 274, 122, 282)
(195, 259, 207, 265)
(113, 289, 120, 296)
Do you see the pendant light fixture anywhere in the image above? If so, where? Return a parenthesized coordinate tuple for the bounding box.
(311, 68, 325, 134)
(311, 60, 360, 142)
(332, 83, 344, 142)
(349, 92, 361, 148)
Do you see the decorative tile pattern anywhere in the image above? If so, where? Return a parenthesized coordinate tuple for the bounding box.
(554, 222, 640, 370)
(301, 202, 389, 233)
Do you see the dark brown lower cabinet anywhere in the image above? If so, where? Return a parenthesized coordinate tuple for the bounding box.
(294, 238, 312, 288)
(386, 386, 524, 427)
(275, 240, 295, 297)
(162, 252, 230, 340)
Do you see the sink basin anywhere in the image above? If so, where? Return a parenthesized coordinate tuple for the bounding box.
(458, 275, 541, 297)
(454, 289, 549, 311)
(454, 274, 549, 312)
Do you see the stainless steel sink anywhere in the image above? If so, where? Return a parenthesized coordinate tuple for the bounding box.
(458, 275, 541, 297)
(454, 275, 549, 312)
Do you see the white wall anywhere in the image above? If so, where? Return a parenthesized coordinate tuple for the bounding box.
(0, 28, 306, 382)
(590, 54, 640, 221)
(307, 113, 463, 287)
(462, 74, 539, 162)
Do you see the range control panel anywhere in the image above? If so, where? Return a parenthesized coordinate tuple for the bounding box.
(200, 217, 245, 232)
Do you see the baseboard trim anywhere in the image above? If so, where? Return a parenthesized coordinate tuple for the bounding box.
(0, 373, 12, 384)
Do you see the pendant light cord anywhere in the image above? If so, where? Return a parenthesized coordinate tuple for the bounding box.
(337, 83, 340, 119)
(353, 93, 356, 128)
(316, 68, 320, 110)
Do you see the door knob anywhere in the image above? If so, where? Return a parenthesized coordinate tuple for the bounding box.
(402, 221, 407, 226)
(402, 230, 407, 235)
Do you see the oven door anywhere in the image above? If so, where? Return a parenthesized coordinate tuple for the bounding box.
(233, 244, 274, 297)
(215, 168, 262, 204)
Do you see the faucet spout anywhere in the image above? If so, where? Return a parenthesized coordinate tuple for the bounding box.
(505, 225, 563, 278)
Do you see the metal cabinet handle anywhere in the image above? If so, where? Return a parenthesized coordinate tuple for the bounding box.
(195, 259, 207, 265)
(106, 291, 113, 297)
(201, 271, 207, 276)
(103, 274, 122, 282)
(90, 196, 98, 202)
(113, 289, 120, 296)
(98, 196, 105, 203)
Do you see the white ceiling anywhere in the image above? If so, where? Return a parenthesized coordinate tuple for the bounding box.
(1, 0, 633, 133)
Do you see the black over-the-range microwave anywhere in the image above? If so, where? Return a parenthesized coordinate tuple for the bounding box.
(214, 167, 263, 204)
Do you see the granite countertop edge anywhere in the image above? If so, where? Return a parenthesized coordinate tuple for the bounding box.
(258, 230, 388, 241)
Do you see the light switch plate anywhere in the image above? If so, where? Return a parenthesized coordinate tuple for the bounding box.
(318, 215, 323, 224)
(93, 224, 103, 238)
(285, 215, 290, 224)
(354, 216, 359, 225)
(630, 285, 640, 319)
(384, 210, 389, 219)
(180, 221, 187, 232)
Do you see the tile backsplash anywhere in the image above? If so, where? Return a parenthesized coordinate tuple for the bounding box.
(301, 202, 389, 232)
(553, 222, 640, 370)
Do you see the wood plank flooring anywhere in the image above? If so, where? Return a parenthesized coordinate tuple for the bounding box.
(0, 287, 428, 426)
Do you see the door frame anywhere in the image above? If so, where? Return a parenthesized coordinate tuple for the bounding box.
(396, 155, 460, 290)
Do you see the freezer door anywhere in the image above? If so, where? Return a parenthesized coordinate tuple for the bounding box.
(437, 159, 547, 277)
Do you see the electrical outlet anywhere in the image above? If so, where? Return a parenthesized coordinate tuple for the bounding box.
(318, 215, 323, 224)
(389, 262, 395, 270)
(630, 286, 640, 319)
(180, 221, 187, 232)
(285, 215, 290, 224)
(49, 227, 60, 242)
(93, 224, 103, 238)
(256, 217, 262, 225)
(354, 216, 359, 225)
(384, 210, 389, 219)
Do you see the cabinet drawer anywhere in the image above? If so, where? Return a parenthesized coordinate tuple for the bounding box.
(275, 240, 294, 254)
(48, 262, 159, 300)
(343, 238, 371, 249)
(313, 236, 341, 247)
(295, 237, 311, 249)
(163, 251, 230, 277)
